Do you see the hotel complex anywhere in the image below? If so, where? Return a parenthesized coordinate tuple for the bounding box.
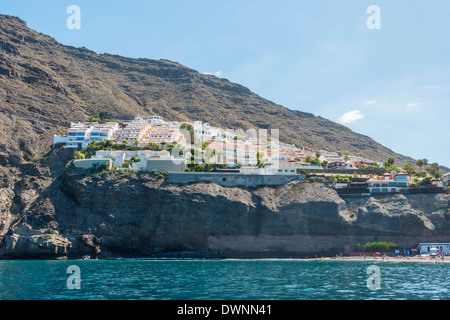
(53, 115, 447, 195)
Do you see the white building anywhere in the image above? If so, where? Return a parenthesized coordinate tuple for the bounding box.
(263, 163, 322, 175)
(443, 173, 450, 187)
(74, 150, 185, 172)
(147, 115, 165, 126)
(431, 179, 444, 188)
(367, 173, 410, 194)
(53, 122, 121, 149)
(89, 123, 120, 143)
(53, 122, 93, 149)
(418, 243, 450, 255)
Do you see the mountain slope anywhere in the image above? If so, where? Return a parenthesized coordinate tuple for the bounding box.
(0, 14, 416, 167)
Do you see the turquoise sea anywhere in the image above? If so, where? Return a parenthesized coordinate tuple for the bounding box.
(0, 260, 449, 300)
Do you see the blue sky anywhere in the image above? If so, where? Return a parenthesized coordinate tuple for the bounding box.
(2, 1, 449, 167)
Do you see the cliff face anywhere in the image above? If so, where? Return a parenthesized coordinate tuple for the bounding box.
(0, 151, 448, 259)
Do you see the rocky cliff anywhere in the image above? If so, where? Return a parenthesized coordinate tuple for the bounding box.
(0, 14, 449, 259)
(0, 149, 448, 259)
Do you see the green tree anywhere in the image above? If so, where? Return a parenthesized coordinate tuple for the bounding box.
(134, 141, 139, 154)
(257, 151, 265, 168)
(73, 151, 85, 160)
(416, 159, 424, 171)
(201, 141, 210, 150)
(426, 163, 441, 177)
(147, 142, 162, 151)
(404, 163, 415, 175)
(388, 157, 395, 165)
(89, 114, 101, 123)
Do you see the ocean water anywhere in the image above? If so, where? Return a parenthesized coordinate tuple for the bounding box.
(0, 259, 449, 300)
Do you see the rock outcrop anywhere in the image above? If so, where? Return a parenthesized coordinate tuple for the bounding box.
(0, 155, 448, 259)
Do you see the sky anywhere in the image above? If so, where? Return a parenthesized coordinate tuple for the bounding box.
(1, 0, 449, 167)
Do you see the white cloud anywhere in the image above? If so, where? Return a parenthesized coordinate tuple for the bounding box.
(364, 100, 377, 105)
(202, 70, 223, 77)
(406, 102, 421, 109)
(337, 110, 365, 124)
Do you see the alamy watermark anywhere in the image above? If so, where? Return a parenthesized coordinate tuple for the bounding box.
(66, 265, 81, 290)
(366, 265, 381, 290)
(367, 5, 381, 30)
(67, 5, 81, 30)
(171, 125, 280, 168)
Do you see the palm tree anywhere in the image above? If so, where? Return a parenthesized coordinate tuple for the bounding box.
(426, 163, 440, 177)
(134, 141, 139, 156)
(416, 159, 424, 171)
(404, 163, 415, 175)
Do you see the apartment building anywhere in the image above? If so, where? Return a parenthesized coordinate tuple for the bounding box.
(89, 122, 120, 143)
(116, 122, 152, 144)
(53, 122, 93, 149)
(367, 173, 411, 193)
(143, 126, 186, 146)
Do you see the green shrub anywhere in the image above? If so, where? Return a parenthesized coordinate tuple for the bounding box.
(97, 163, 110, 171)
(73, 151, 85, 160)
(360, 241, 399, 252)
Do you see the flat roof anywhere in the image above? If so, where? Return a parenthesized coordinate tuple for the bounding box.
(418, 243, 450, 245)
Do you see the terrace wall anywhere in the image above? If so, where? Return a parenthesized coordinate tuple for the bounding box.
(167, 173, 305, 188)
